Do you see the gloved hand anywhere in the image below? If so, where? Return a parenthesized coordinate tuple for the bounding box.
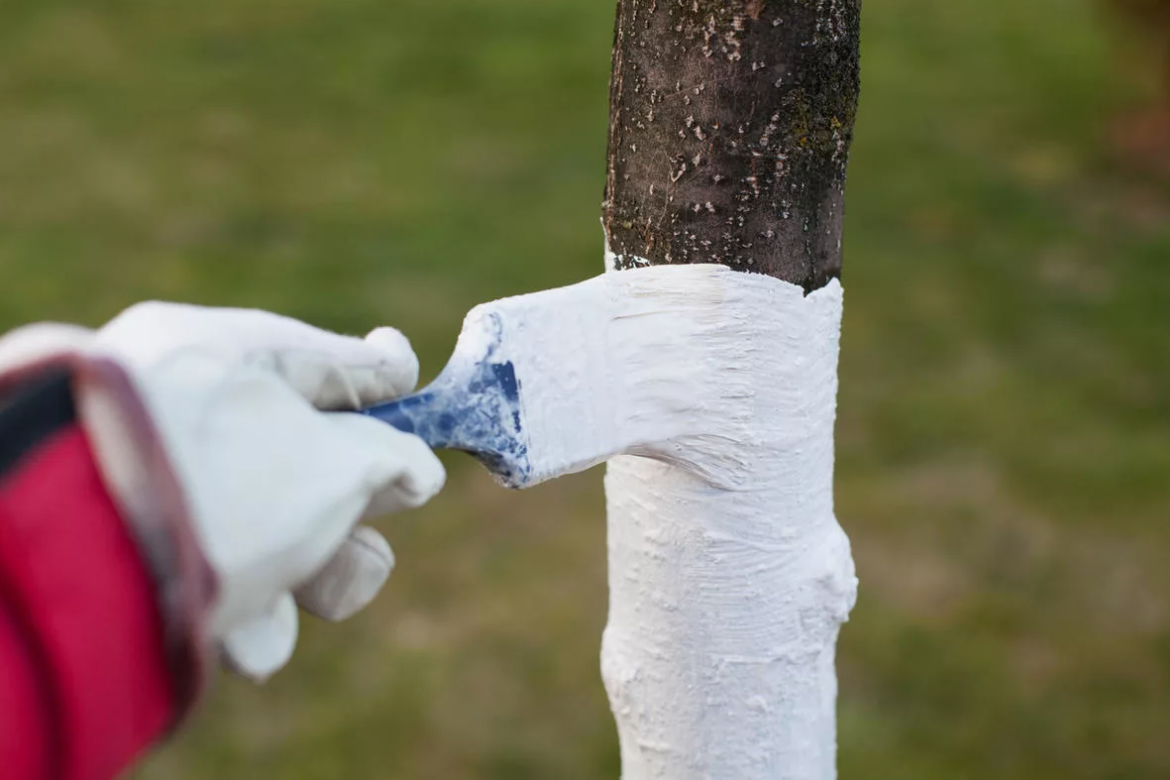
(0, 304, 445, 684)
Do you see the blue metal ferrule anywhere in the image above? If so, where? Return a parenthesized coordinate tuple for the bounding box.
(360, 314, 531, 487)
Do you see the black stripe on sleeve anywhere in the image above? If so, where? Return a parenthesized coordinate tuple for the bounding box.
(0, 370, 76, 478)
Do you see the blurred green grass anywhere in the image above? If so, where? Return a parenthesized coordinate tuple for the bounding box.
(1, 0, 1168, 778)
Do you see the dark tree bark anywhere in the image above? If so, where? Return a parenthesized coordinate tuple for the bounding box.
(603, 0, 862, 293)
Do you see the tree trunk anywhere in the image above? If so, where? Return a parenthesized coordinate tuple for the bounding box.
(603, 0, 860, 292)
(599, 2, 861, 778)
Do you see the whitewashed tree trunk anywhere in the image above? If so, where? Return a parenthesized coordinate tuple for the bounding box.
(599, 1, 861, 777)
(598, 267, 855, 780)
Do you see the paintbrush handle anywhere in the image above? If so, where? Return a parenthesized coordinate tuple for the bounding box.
(357, 369, 528, 487)
(360, 393, 444, 445)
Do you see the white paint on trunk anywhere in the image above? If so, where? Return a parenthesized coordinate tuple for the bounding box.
(598, 256, 856, 780)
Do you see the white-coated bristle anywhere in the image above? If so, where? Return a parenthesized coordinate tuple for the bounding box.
(463, 264, 843, 489)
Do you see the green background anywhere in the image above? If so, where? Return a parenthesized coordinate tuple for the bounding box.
(1, 1, 1168, 777)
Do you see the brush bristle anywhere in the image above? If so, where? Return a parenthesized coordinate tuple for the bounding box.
(472, 265, 841, 489)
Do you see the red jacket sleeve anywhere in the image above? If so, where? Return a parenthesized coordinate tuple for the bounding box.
(0, 425, 176, 780)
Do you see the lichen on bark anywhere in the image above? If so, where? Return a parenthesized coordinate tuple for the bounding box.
(603, 0, 862, 292)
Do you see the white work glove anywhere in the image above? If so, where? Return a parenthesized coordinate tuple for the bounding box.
(0, 304, 445, 683)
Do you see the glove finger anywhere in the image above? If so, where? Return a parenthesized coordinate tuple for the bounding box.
(263, 325, 420, 410)
(317, 411, 447, 512)
(0, 323, 94, 375)
(195, 405, 445, 635)
(346, 420, 447, 521)
(221, 592, 300, 683)
(364, 327, 421, 395)
(96, 303, 420, 409)
(295, 525, 394, 622)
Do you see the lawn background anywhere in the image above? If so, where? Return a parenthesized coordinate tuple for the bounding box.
(1, 1, 1168, 778)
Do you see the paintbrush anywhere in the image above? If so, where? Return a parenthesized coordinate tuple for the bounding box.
(360, 265, 768, 490)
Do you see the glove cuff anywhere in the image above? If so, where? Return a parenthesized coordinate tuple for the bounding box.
(75, 356, 219, 725)
(0, 336, 218, 728)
